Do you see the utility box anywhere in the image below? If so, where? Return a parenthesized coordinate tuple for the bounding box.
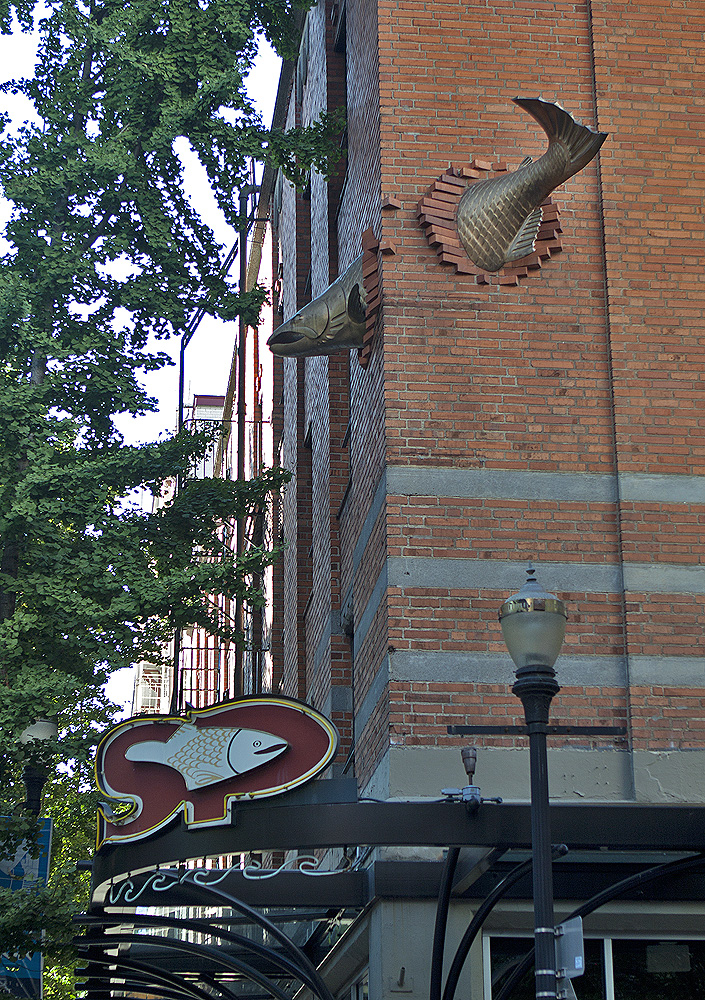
(555, 916, 585, 980)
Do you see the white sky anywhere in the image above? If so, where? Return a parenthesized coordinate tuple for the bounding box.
(114, 43, 281, 446)
(0, 25, 281, 713)
(0, 27, 280, 440)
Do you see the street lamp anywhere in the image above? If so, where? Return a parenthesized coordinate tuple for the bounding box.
(500, 564, 567, 1000)
(20, 718, 58, 815)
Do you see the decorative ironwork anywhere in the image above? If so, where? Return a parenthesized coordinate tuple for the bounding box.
(242, 853, 351, 879)
(77, 933, 294, 1000)
(138, 872, 337, 1000)
(81, 800, 705, 1000)
(107, 856, 350, 905)
(456, 97, 607, 272)
(107, 866, 232, 905)
(493, 852, 705, 1000)
(76, 911, 334, 998)
(91, 800, 705, 897)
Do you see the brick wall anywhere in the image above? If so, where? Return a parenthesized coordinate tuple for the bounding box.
(272, 0, 705, 797)
(277, 83, 313, 702)
(590, 0, 705, 756)
(367, 0, 703, 790)
(274, 0, 356, 764)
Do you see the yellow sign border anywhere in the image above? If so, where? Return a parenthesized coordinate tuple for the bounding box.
(96, 696, 339, 849)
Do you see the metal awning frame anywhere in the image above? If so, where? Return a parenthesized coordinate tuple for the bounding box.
(92, 799, 705, 897)
(79, 798, 705, 1000)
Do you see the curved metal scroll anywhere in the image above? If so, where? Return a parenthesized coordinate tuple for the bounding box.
(174, 870, 337, 1000)
(441, 854, 538, 1000)
(76, 951, 229, 1000)
(77, 869, 336, 1000)
(429, 847, 460, 1000)
(77, 933, 292, 1000)
(76, 911, 328, 995)
(106, 866, 232, 905)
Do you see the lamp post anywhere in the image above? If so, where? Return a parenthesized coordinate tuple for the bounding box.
(20, 718, 58, 815)
(499, 564, 567, 1000)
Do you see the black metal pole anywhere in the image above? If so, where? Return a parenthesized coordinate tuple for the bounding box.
(512, 662, 560, 1000)
(442, 846, 568, 1000)
(233, 185, 250, 696)
(429, 847, 460, 1000)
(23, 763, 49, 815)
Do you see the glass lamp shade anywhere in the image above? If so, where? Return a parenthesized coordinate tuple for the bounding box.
(20, 718, 58, 744)
(499, 565, 567, 670)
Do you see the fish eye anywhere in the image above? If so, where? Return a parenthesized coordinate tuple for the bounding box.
(253, 740, 261, 747)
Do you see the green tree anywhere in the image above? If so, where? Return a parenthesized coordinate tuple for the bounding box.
(0, 0, 338, 985)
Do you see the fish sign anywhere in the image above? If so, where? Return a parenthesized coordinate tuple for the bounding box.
(95, 697, 338, 847)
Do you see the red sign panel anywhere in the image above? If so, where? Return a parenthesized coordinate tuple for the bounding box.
(95, 697, 338, 847)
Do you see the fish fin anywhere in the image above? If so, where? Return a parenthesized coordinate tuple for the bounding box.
(519, 155, 533, 167)
(125, 740, 166, 765)
(184, 770, 227, 791)
(513, 97, 608, 176)
(505, 206, 543, 263)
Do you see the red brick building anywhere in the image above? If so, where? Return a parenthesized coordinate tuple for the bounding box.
(264, 0, 705, 995)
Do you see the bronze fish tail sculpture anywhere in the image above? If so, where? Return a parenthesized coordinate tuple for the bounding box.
(456, 97, 608, 272)
(268, 254, 366, 357)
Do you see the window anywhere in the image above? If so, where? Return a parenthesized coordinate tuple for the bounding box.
(338, 970, 368, 1000)
(133, 661, 169, 714)
(485, 935, 705, 999)
(353, 973, 369, 1000)
(295, 16, 309, 106)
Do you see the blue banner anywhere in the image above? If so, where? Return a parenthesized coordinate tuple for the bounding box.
(0, 819, 52, 999)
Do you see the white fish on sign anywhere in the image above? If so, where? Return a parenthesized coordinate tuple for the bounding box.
(125, 724, 289, 791)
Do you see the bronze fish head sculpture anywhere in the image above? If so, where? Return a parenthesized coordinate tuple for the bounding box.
(456, 97, 608, 273)
(268, 254, 366, 357)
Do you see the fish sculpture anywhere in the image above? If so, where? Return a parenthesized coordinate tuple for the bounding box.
(268, 255, 366, 357)
(456, 97, 608, 272)
(124, 722, 288, 791)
